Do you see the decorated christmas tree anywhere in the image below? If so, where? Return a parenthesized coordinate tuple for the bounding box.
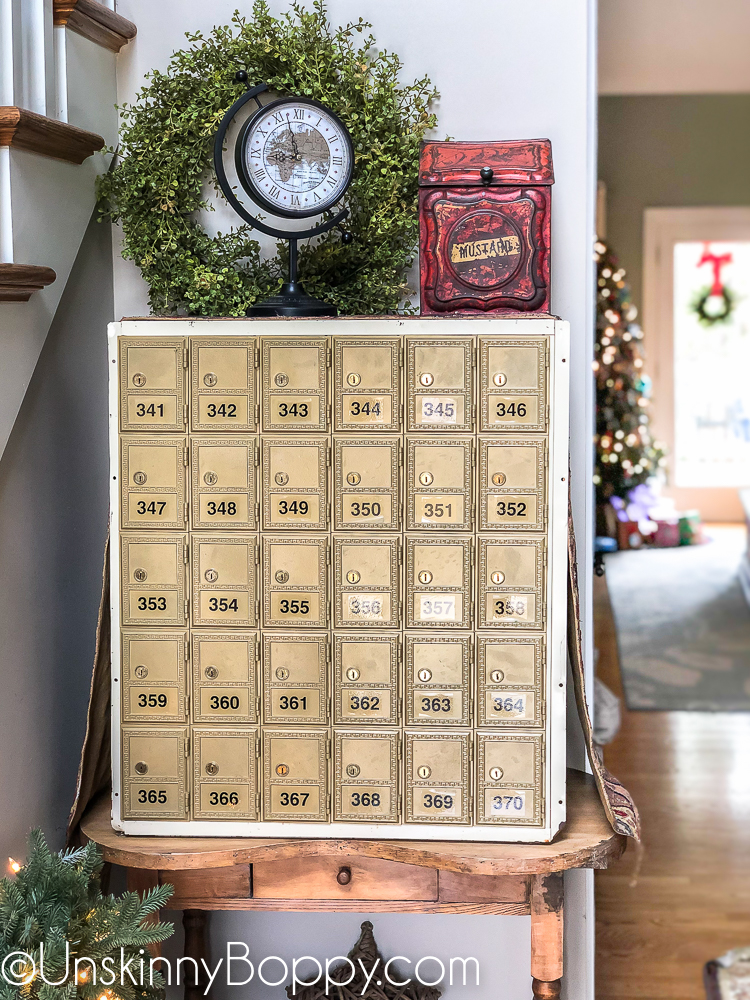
(593, 240, 665, 521)
(0, 830, 173, 1000)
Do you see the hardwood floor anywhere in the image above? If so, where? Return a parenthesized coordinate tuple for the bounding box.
(594, 571, 750, 998)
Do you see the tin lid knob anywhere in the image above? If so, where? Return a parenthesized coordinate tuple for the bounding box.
(480, 167, 494, 185)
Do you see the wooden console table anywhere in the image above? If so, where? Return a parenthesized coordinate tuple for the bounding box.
(81, 769, 624, 1000)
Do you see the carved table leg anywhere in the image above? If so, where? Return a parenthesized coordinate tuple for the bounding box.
(183, 909, 211, 1000)
(530, 872, 564, 999)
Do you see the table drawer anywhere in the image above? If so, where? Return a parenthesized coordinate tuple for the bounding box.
(252, 856, 438, 901)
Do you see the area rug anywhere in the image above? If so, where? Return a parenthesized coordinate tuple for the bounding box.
(606, 526, 750, 710)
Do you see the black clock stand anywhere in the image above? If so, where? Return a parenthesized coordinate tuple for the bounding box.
(213, 78, 350, 317)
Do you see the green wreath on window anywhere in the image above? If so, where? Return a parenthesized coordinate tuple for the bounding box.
(97, 1, 438, 316)
(690, 285, 737, 327)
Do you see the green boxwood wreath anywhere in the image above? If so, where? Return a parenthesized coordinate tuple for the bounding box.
(97, 1, 439, 316)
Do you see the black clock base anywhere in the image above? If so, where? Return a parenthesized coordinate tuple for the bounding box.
(247, 281, 337, 318)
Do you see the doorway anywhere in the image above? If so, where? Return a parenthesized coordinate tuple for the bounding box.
(643, 206, 750, 520)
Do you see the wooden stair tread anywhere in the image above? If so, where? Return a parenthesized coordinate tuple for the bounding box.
(0, 264, 56, 302)
(54, 0, 136, 53)
(0, 107, 104, 164)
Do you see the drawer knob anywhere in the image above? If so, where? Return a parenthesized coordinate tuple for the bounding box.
(480, 166, 494, 184)
(337, 867, 352, 885)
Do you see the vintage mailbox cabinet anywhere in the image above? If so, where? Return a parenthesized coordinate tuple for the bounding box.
(419, 141, 553, 316)
(109, 316, 569, 842)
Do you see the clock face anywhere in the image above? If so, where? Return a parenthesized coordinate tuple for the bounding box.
(239, 98, 354, 219)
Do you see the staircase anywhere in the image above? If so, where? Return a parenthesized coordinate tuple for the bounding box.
(0, 0, 135, 459)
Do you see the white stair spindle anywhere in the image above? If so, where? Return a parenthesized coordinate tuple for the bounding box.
(28, 0, 46, 115)
(0, 0, 13, 106)
(0, 146, 12, 263)
(53, 24, 67, 122)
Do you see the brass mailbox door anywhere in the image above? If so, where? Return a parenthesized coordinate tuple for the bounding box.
(191, 535, 258, 628)
(261, 338, 328, 432)
(479, 438, 547, 532)
(333, 438, 400, 531)
(479, 336, 548, 432)
(333, 536, 400, 629)
(262, 633, 328, 725)
(121, 631, 187, 723)
(192, 728, 258, 820)
(333, 730, 399, 822)
(121, 534, 187, 627)
(333, 337, 401, 432)
(405, 635, 471, 727)
(262, 438, 328, 531)
(478, 536, 545, 630)
(262, 536, 327, 629)
(333, 633, 399, 725)
(121, 437, 187, 530)
(119, 338, 186, 432)
(476, 733, 543, 826)
(121, 726, 188, 820)
(406, 337, 473, 432)
(190, 338, 256, 432)
(404, 732, 471, 825)
(405, 536, 472, 629)
(477, 635, 544, 728)
(191, 438, 257, 531)
(263, 729, 328, 821)
(192, 632, 258, 724)
(406, 438, 473, 531)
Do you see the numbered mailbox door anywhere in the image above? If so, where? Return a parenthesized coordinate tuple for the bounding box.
(476, 733, 543, 826)
(406, 438, 473, 531)
(334, 633, 399, 726)
(333, 536, 400, 629)
(121, 631, 187, 723)
(477, 636, 544, 728)
(262, 338, 327, 432)
(334, 438, 400, 531)
(479, 336, 548, 432)
(121, 534, 187, 627)
(262, 633, 328, 725)
(405, 635, 471, 727)
(193, 728, 258, 821)
(192, 632, 258, 725)
(406, 537, 472, 629)
(479, 438, 547, 532)
(263, 536, 327, 629)
(405, 732, 471, 825)
(192, 535, 257, 628)
(478, 536, 545, 630)
(334, 731, 399, 823)
(121, 727, 188, 820)
(191, 438, 256, 531)
(406, 337, 473, 432)
(120, 436, 187, 530)
(333, 337, 401, 431)
(262, 438, 328, 531)
(119, 337, 186, 432)
(191, 338, 256, 432)
(263, 729, 328, 821)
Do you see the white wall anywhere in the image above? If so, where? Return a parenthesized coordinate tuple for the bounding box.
(599, 0, 750, 95)
(113, 2, 597, 997)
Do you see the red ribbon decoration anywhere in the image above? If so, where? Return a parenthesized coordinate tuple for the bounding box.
(697, 242, 733, 296)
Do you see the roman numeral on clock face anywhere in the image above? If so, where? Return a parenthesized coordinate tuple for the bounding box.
(293, 108, 305, 120)
(268, 185, 281, 199)
(254, 168, 266, 180)
(332, 156, 343, 165)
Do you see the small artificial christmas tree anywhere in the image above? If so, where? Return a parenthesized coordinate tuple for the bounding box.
(0, 830, 173, 1000)
(593, 239, 665, 522)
